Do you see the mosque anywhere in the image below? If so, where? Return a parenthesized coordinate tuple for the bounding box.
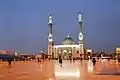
(47, 14, 84, 59)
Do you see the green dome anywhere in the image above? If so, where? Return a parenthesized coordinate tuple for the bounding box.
(62, 36, 74, 45)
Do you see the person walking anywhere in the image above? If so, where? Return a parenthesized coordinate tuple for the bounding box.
(7, 58, 12, 68)
(58, 55, 63, 67)
(118, 57, 120, 63)
(70, 57, 72, 63)
(59, 58, 62, 67)
(73, 57, 76, 63)
(37, 58, 41, 64)
(108, 58, 110, 61)
(80, 58, 82, 62)
(92, 58, 96, 66)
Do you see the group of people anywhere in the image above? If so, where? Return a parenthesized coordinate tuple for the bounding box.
(6, 56, 120, 68)
(58, 56, 97, 67)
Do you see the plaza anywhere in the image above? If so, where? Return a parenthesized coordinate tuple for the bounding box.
(0, 59, 120, 80)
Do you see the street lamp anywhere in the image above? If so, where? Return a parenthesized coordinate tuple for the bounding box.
(15, 52, 18, 56)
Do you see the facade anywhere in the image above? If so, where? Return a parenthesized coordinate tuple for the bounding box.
(116, 48, 120, 55)
(0, 49, 11, 54)
(48, 14, 84, 59)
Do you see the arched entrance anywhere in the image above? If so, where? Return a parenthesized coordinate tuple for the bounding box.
(63, 50, 68, 59)
(57, 47, 72, 60)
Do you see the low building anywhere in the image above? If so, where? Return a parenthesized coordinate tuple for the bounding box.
(116, 48, 120, 55)
(0, 49, 11, 54)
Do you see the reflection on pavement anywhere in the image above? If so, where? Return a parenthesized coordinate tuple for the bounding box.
(54, 61, 80, 77)
(55, 71, 80, 77)
(87, 60, 93, 72)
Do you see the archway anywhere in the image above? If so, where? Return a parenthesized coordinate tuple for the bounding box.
(63, 50, 68, 59)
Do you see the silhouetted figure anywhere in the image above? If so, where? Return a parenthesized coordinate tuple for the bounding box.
(69, 56, 72, 63)
(80, 58, 82, 62)
(70, 58, 72, 63)
(37, 58, 41, 63)
(49, 58, 50, 60)
(97, 57, 99, 60)
(92, 58, 96, 66)
(59, 58, 62, 67)
(73, 57, 75, 63)
(118, 57, 120, 63)
(7, 59, 12, 68)
(108, 58, 110, 61)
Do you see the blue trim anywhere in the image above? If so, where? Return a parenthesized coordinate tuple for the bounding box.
(0, 54, 14, 59)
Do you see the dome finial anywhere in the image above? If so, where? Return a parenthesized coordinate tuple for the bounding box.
(67, 33, 71, 37)
(62, 34, 74, 45)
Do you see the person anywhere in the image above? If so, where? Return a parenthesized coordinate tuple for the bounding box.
(7, 58, 12, 68)
(80, 58, 82, 62)
(70, 58, 72, 63)
(108, 58, 110, 61)
(59, 58, 62, 67)
(59, 55, 62, 67)
(118, 57, 120, 63)
(37, 58, 41, 64)
(69, 56, 72, 63)
(97, 57, 99, 60)
(73, 57, 75, 63)
(49, 57, 50, 60)
(92, 58, 96, 66)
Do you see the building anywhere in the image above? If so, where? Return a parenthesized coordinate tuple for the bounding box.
(0, 49, 11, 54)
(48, 14, 84, 59)
(116, 48, 120, 55)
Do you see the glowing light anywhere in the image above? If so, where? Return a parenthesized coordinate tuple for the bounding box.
(88, 56, 90, 59)
(103, 59, 106, 61)
(87, 49, 92, 52)
(78, 32, 83, 40)
(54, 45, 80, 48)
(15, 52, 17, 56)
(88, 66, 93, 72)
(49, 34, 53, 37)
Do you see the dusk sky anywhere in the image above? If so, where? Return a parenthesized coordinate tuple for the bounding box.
(0, 0, 120, 53)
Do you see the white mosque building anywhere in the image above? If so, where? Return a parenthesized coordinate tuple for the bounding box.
(47, 14, 84, 59)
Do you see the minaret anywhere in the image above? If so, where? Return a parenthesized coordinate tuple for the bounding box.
(48, 15, 53, 57)
(78, 13, 84, 55)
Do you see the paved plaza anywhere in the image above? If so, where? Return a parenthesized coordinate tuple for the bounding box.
(0, 59, 120, 80)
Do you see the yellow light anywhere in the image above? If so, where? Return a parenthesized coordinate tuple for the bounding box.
(15, 52, 17, 56)
(48, 78, 52, 80)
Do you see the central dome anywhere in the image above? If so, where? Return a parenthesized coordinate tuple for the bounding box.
(62, 35, 75, 45)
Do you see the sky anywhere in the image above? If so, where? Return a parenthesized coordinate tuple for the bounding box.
(0, 0, 120, 53)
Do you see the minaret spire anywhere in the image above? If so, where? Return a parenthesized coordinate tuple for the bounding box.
(78, 12, 83, 23)
(78, 13, 83, 42)
(48, 14, 53, 42)
(77, 13, 84, 56)
(48, 14, 52, 24)
(48, 14, 54, 58)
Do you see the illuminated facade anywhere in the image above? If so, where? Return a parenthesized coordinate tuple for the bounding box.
(116, 48, 120, 55)
(0, 49, 11, 54)
(48, 14, 84, 59)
